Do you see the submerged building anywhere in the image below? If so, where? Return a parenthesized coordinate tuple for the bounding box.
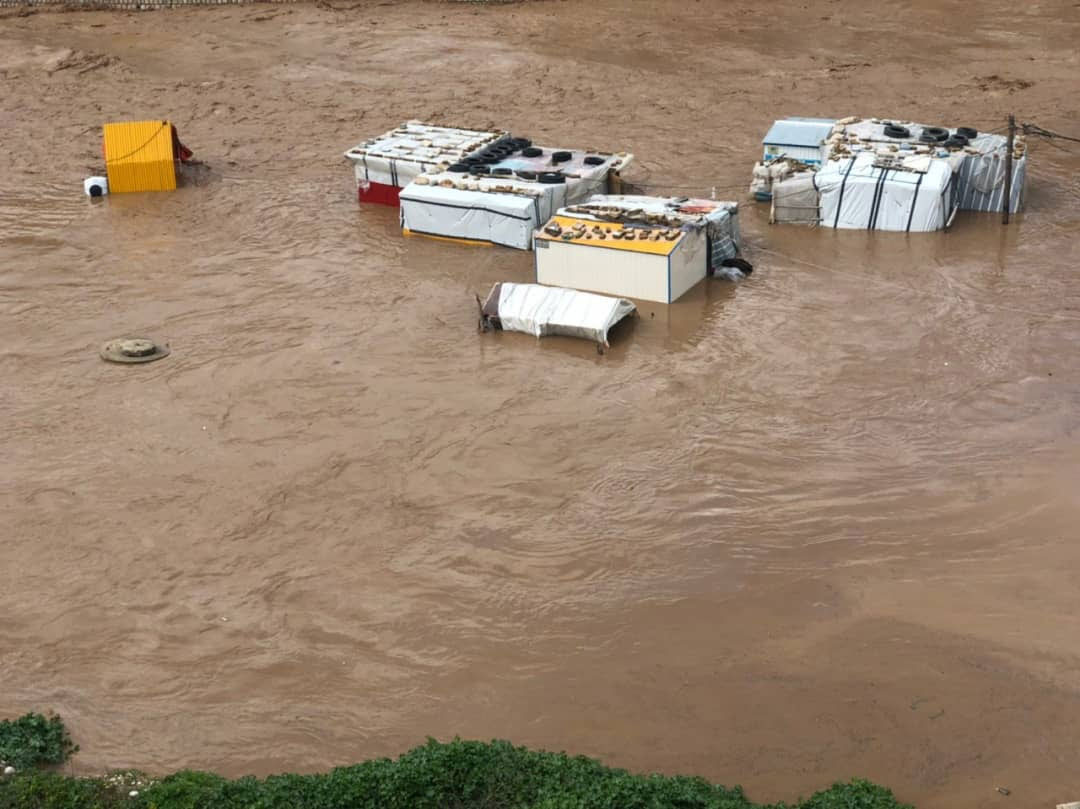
(751, 116, 1027, 232)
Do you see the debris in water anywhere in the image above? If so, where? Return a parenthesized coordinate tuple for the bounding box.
(103, 120, 193, 193)
(83, 176, 109, 197)
(100, 337, 171, 364)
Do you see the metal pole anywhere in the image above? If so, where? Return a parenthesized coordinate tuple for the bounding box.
(1003, 114, 1015, 224)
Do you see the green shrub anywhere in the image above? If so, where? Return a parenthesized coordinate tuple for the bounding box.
(0, 771, 121, 809)
(0, 715, 913, 809)
(0, 714, 78, 771)
(796, 778, 913, 809)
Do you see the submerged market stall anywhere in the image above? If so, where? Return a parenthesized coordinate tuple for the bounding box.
(533, 195, 743, 304)
(750, 117, 1027, 232)
(399, 146, 633, 249)
(478, 282, 636, 348)
(344, 121, 506, 206)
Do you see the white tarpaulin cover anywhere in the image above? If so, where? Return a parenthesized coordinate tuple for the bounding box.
(770, 173, 819, 224)
(954, 139, 1026, 213)
(490, 282, 635, 346)
(816, 151, 955, 231)
(400, 150, 632, 250)
(400, 181, 547, 249)
(756, 117, 1028, 231)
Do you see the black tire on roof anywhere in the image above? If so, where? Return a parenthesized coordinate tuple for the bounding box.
(921, 126, 949, 142)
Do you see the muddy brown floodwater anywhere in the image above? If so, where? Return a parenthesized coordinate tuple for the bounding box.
(2, 1, 1080, 806)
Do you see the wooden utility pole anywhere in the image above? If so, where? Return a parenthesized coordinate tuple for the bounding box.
(1003, 114, 1015, 224)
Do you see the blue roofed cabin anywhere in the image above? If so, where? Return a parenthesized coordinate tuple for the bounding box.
(762, 117, 837, 164)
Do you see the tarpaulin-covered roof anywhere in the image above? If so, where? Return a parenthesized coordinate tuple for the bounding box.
(480, 282, 635, 347)
(399, 149, 633, 250)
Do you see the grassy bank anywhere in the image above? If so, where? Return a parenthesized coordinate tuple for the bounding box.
(0, 713, 911, 809)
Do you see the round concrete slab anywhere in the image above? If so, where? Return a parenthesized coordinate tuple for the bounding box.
(100, 337, 171, 364)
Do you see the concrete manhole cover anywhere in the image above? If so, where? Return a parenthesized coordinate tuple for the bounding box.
(100, 337, 171, 364)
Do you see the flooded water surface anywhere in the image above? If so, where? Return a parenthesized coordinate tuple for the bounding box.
(2, 2, 1079, 806)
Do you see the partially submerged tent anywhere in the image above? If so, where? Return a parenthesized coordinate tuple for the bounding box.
(344, 121, 506, 206)
(479, 282, 635, 348)
(533, 195, 743, 303)
(399, 147, 633, 249)
(751, 117, 1027, 231)
(816, 151, 956, 231)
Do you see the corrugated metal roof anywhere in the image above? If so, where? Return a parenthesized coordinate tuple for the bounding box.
(762, 118, 836, 147)
(104, 121, 176, 193)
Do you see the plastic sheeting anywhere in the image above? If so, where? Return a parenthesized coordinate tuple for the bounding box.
(488, 282, 636, 346)
(955, 147, 1026, 213)
(770, 173, 819, 224)
(816, 151, 954, 231)
(759, 117, 1029, 231)
(401, 178, 560, 249)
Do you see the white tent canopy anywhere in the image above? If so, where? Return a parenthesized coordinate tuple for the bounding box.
(481, 282, 636, 346)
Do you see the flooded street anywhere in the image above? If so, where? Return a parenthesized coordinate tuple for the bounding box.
(2, 1, 1080, 806)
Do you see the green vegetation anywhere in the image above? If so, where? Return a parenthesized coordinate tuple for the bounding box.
(0, 713, 78, 772)
(0, 714, 912, 809)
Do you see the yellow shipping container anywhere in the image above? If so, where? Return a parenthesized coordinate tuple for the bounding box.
(103, 120, 177, 193)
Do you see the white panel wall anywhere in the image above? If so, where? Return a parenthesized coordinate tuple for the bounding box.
(668, 232, 708, 303)
(536, 241, 670, 303)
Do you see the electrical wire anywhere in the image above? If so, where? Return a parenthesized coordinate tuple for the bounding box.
(1022, 123, 1080, 144)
